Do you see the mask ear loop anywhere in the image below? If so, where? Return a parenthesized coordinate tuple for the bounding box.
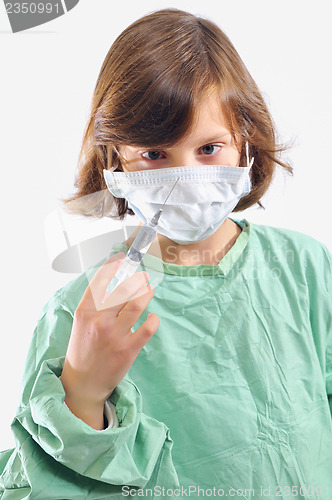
(106, 145, 130, 238)
(246, 141, 254, 168)
(107, 145, 118, 173)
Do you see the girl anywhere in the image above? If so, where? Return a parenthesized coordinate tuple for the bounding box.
(1, 8, 331, 499)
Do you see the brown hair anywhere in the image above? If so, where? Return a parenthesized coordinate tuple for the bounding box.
(65, 8, 293, 218)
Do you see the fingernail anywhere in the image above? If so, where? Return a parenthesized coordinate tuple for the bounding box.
(102, 290, 111, 304)
(114, 252, 125, 259)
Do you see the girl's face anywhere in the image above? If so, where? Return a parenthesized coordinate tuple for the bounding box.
(119, 93, 241, 172)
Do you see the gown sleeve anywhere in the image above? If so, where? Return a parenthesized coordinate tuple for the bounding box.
(326, 269, 332, 417)
(307, 243, 332, 419)
(327, 333, 332, 417)
(0, 282, 179, 498)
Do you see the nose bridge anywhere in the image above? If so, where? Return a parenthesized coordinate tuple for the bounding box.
(168, 149, 199, 168)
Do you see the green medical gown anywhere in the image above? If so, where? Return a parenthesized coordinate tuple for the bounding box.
(0, 218, 331, 499)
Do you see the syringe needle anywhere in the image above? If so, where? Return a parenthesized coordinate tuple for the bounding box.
(162, 177, 180, 206)
(102, 177, 180, 303)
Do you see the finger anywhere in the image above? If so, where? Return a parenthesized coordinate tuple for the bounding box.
(128, 312, 160, 352)
(102, 272, 151, 312)
(83, 253, 125, 309)
(114, 283, 155, 334)
(90, 252, 126, 291)
(90, 252, 125, 287)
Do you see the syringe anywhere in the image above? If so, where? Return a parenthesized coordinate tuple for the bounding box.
(103, 177, 179, 301)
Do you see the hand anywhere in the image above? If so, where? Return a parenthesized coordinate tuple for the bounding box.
(60, 252, 159, 429)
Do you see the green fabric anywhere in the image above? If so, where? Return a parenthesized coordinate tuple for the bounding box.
(1, 218, 331, 498)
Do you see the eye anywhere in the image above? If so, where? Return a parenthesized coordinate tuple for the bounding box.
(200, 144, 221, 155)
(141, 151, 165, 161)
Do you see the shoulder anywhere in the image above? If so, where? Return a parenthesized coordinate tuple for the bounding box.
(39, 260, 104, 319)
(248, 219, 330, 256)
(249, 220, 327, 249)
(246, 219, 332, 280)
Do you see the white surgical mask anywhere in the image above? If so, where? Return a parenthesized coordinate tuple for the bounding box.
(103, 145, 254, 245)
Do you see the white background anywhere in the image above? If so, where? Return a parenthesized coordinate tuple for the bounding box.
(0, 0, 331, 449)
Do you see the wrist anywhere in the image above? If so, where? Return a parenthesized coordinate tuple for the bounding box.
(64, 394, 105, 430)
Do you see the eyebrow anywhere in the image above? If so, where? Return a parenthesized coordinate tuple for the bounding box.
(129, 132, 232, 152)
(197, 132, 232, 144)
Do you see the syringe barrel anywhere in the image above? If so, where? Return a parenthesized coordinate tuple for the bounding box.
(127, 222, 157, 262)
(115, 254, 141, 281)
(105, 254, 141, 294)
(105, 217, 158, 295)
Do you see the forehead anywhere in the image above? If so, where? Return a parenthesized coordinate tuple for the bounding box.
(176, 93, 231, 144)
(118, 94, 236, 160)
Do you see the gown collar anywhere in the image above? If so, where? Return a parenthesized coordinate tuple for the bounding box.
(112, 218, 251, 277)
